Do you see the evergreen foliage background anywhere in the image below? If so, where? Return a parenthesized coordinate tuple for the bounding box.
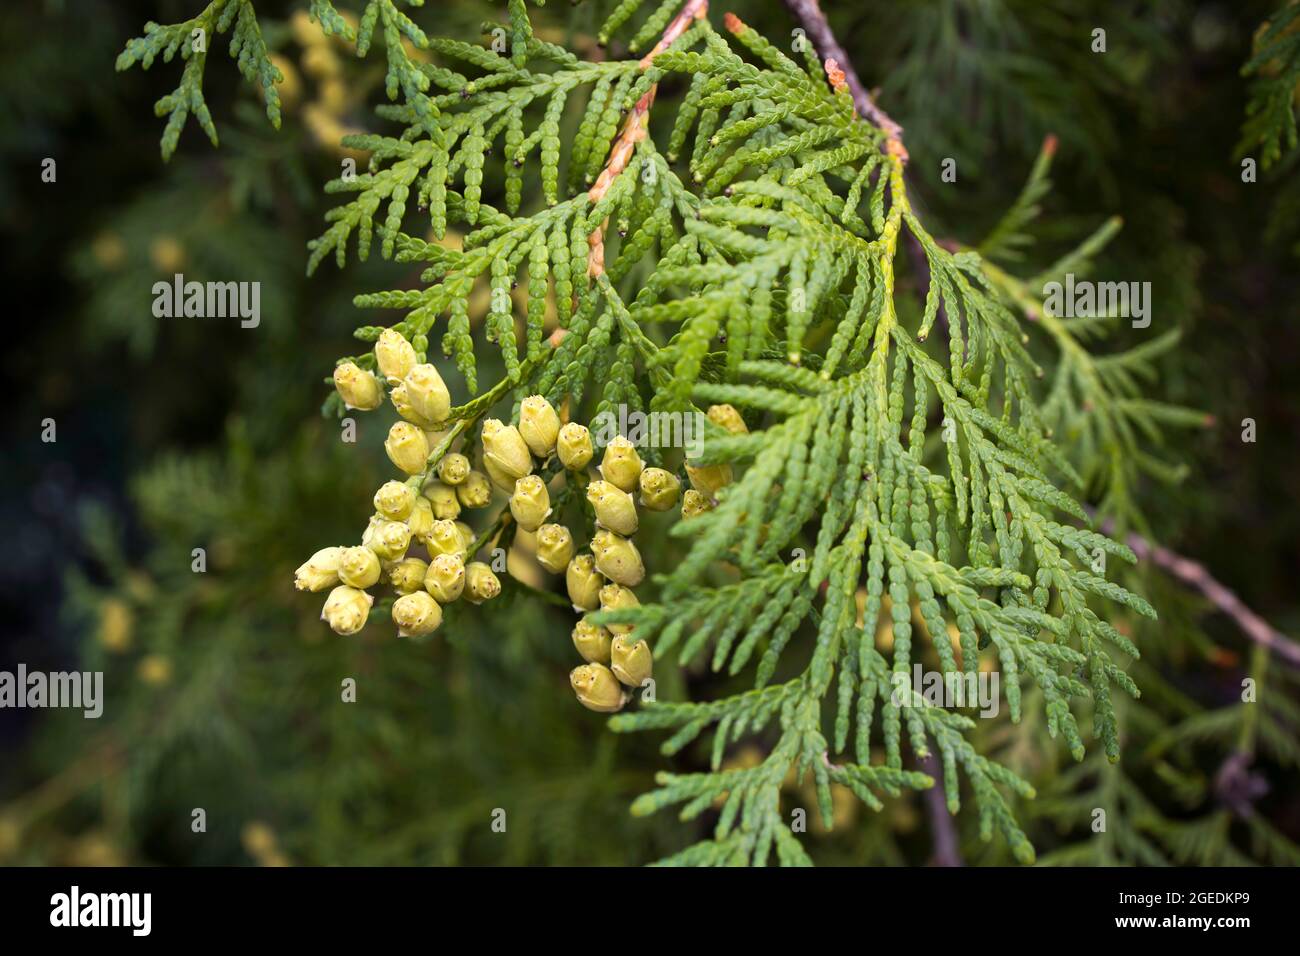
(0, 0, 1297, 866)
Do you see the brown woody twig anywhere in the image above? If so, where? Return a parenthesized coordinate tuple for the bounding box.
(586, 0, 710, 278)
(1098, 516, 1300, 669)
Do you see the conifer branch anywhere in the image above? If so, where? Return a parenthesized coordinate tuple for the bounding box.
(781, 0, 907, 161)
(135, 0, 1183, 865)
(1238, 1, 1300, 168)
(587, 0, 710, 277)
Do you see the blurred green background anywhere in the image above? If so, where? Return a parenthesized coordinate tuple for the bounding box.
(0, 0, 1297, 866)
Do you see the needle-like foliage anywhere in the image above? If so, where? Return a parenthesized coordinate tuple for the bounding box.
(1239, 1, 1300, 168)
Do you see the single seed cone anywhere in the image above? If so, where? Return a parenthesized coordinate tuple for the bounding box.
(509, 475, 551, 532)
(610, 635, 653, 687)
(374, 480, 415, 520)
(339, 546, 382, 588)
(572, 617, 613, 665)
(390, 383, 439, 429)
(403, 363, 451, 424)
(566, 554, 605, 611)
(437, 452, 471, 486)
(424, 553, 466, 603)
(556, 422, 594, 470)
(322, 585, 373, 636)
(638, 467, 681, 511)
(464, 561, 501, 604)
(386, 421, 430, 476)
(686, 460, 732, 496)
(587, 480, 638, 536)
(422, 480, 461, 520)
(598, 583, 639, 636)
(392, 591, 442, 637)
(457, 470, 492, 508)
(599, 436, 643, 492)
(707, 403, 748, 435)
(483, 454, 520, 493)
(295, 546, 343, 592)
(369, 520, 412, 561)
(519, 395, 561, 458)
(535, 524, 575, 574)
(375, 328, 417, 383)
(591, 529, 645, 588)
(406, 496, 435, 543)
(333, 361, 382, 411)
(681, 488, 712, 519)
(481, 419, 533, 481)
(570, 663, 626, 713)
(388, 557, 428, 595)
(426, 519, 466, 559)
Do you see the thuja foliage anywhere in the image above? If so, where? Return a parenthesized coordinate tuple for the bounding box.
(1239, 0, 1300, 169)
(117, 0, 284, 160)
(114, 0, 1196, 866)
(1241, 1, 1300, 260)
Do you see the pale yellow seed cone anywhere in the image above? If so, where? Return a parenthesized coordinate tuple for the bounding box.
(519, 395, 561, 458)
(393, 591, 442, 637)
(587, 480, 638, 536)
(386, 422, 430, 476)
(570, 663, 626, 713)
(556, 422, 593, 470)
(426, 519, 466, 560)
(403, 363, 451, 423)
(599, 436, 643, 492)
(388, 557, 428, 595)
(333, 362, 382, 411)
(339, 546, 382, 588)
(375, 328, 417, 383)
(295, 547, 343, 592)
(374, 480, 416, 520)
(464, 561, 501, 604)
(535, 524, 575, 574)
(368, 521, 412, 561)
(422, 480, 461, 520)
(509, 475, 551, 532)
(566, 554, 605, 611)
(457, 470, 493, 508)
(638, 467, 681, 512)
(322, 585, 373, 636)
(482, 418, 533, 480)
(598, 583, 639, 636)
(610, 634, 653, 687)
(437, 452, 471, 486)
(707, 403, 748, 435)
(572, 617, 613, 665)
(591, 529, 645, 587)
(425, 553, 466, 603)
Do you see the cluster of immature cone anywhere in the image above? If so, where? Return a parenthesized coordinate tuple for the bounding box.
(295, 328, 746, 715)
(559, 401, 749, 713)
(294, 329, 503, 644)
